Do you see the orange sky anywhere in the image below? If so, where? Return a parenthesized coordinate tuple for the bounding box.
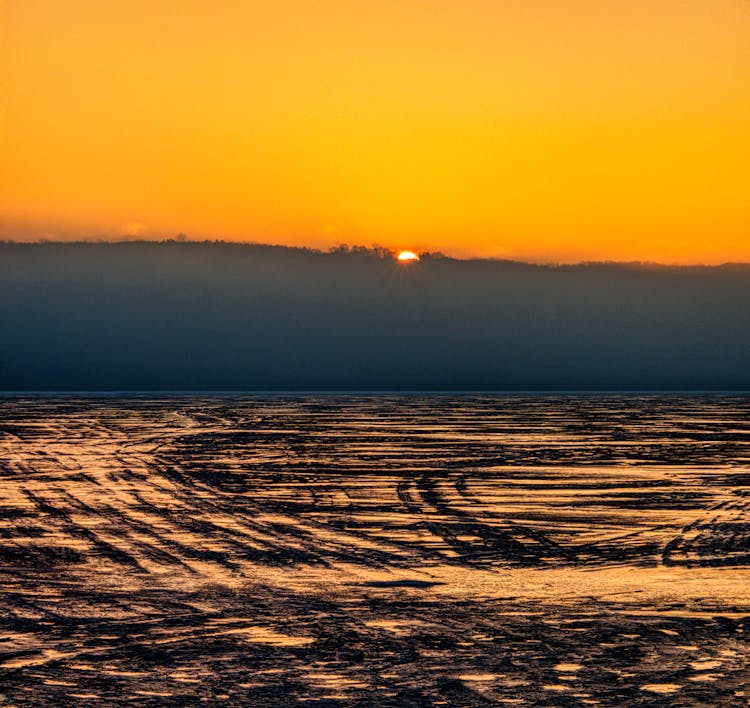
(2, 0, 749, 262)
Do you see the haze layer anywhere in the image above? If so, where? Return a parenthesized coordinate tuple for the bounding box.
(2, 242, 750, 390)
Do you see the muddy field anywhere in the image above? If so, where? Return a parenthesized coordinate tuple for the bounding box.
(0, 395, 749, 706)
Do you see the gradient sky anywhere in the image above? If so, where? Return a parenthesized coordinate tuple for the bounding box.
(2, 0, 749, 262)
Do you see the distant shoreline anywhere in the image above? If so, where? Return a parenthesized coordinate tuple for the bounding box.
(2, 390, 750, 397)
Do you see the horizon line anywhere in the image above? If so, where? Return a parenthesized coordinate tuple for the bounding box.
(2, 238, 750, 269)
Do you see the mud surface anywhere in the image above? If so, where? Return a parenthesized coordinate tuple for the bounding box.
(0, 395, 749, 705)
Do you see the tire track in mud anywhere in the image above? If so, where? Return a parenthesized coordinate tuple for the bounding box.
(2, 396, 750, 575)
(1, 395, 749, 705)
(663, 488, 750, 567)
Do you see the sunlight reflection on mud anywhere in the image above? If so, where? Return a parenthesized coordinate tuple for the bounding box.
(0, 395, 749, 705)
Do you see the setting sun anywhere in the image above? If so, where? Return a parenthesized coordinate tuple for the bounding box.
(397, 251, 419, 262)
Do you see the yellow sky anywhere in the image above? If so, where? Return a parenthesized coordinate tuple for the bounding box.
(2, 0, 749, 262)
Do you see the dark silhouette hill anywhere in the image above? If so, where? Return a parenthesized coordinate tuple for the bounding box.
(1, 241, 749, 390)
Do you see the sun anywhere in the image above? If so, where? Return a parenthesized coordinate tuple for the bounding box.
(396, 251, 419, 262)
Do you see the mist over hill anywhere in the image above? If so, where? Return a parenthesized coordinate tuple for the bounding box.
(1, 241, 749, 391)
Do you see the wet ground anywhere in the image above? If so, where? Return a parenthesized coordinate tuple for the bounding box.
(0, 395, 749, 706)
